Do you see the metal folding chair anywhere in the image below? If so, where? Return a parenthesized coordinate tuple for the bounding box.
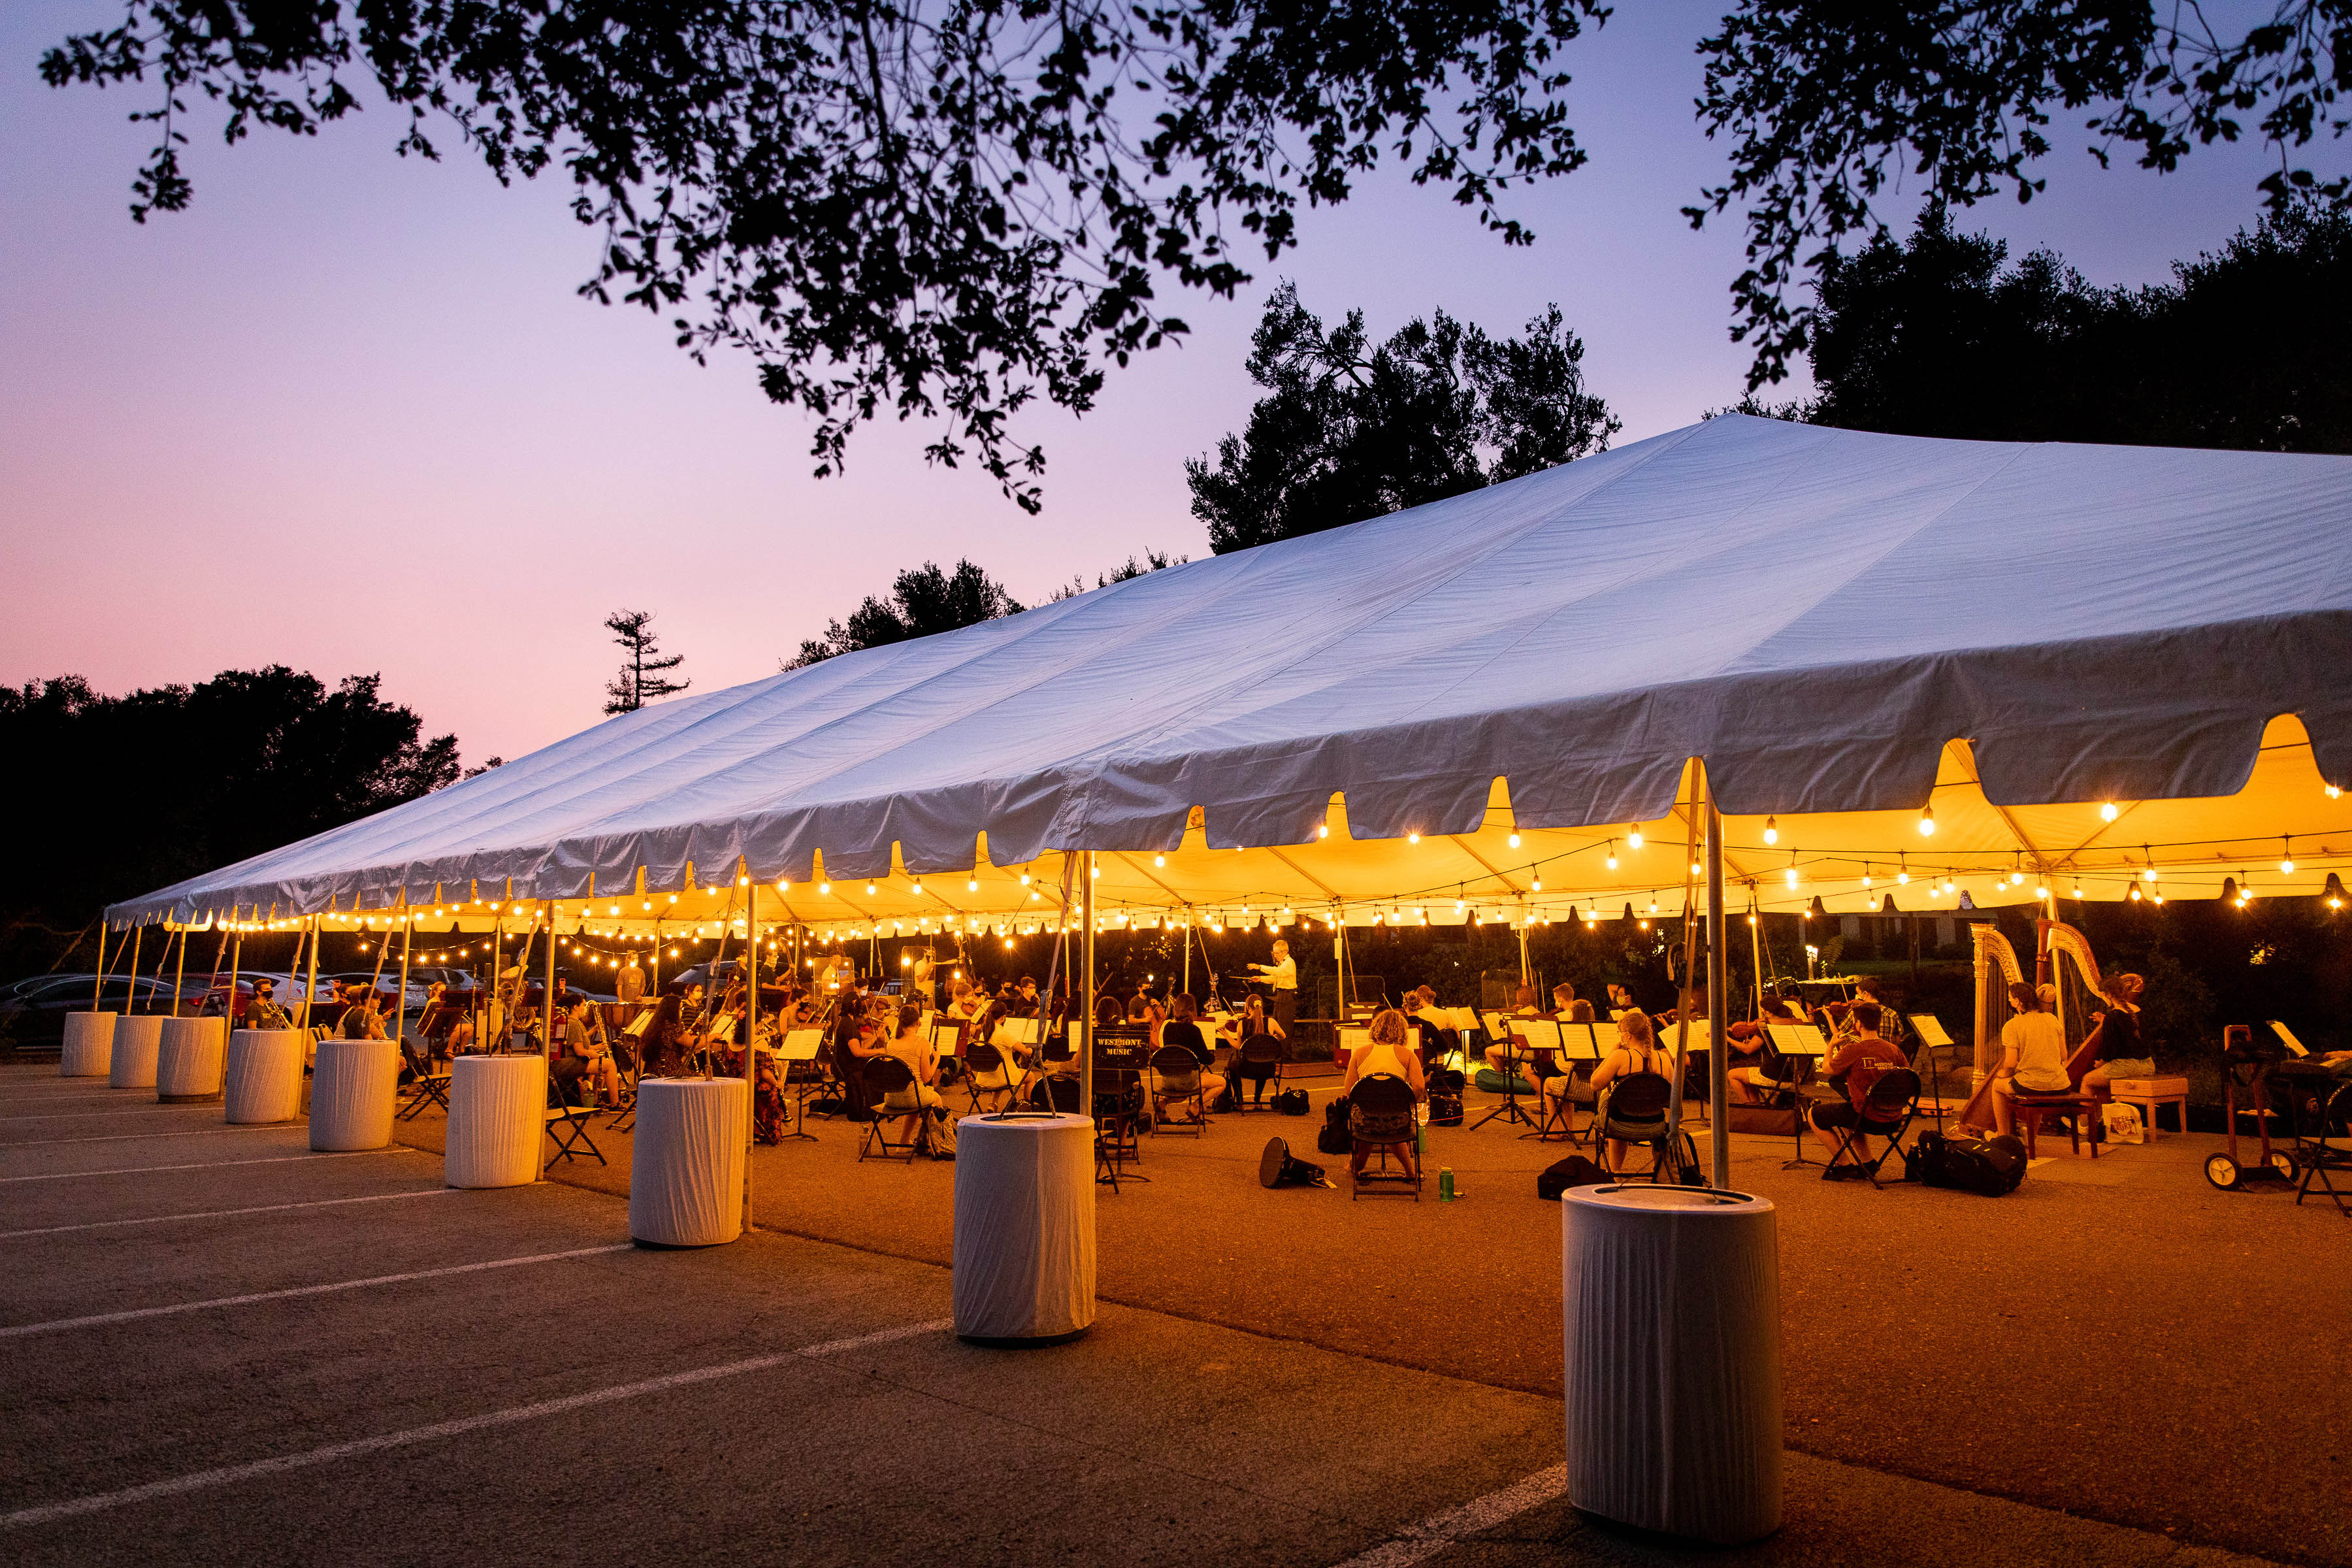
(1821, 1068, 1921, 1188)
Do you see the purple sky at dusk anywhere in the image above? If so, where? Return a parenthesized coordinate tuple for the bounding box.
(2, 2, 2309, 768)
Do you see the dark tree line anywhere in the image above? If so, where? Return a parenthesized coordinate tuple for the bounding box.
(0, 669, 459, 974)
(1729, 202, 2352, 455)
(788, 560, 1028, 668)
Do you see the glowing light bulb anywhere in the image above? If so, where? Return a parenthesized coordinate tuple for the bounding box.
(1318, 823, 1330, 839)
(2100, 802, 2119, 821)
(1019, 874, 1030, 885)
(2129, 885, 2142, 902)
(866, 885, 876, 896)
(1531, 876, 1543, 892)
(1763, 817, 1778, 846)
(1784, 866, 1799, 888)
(1507, 832, 1522, 849)
(2143, 866, 2157, 882)
(2011, 872, 2025, 885)
(1918, 807, 1935, 836)
(1627, 827, 1643, 849)
(968, 878, 979, 892)
(818, 883, 830, 895)
(2329, 784, 2343, 799)
(1607, 851, 1618, 870)
(1407, 832, 1421, 845)
(1090, 865, 1100, 878)
(1942, 877, 1956, 894)
(1898, 870, 1910, 886)
(1154, 854, 1166, 867)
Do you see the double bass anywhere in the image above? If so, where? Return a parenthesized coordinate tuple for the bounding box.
(1956, 919, 2115, 1133)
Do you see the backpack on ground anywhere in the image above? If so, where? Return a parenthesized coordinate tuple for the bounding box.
(1316, 1096, 1354, 1155)
(1426, 1068, 1465, 1126)
(1273, 1088, 1311, 1116)
(1537, 1154, 1611, 1200)
(1906, 1130, 2027, 1196)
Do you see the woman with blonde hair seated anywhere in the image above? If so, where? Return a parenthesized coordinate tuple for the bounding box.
(1587, 1009, 1672, 1174)
(1344, 1007, 1426, 1182)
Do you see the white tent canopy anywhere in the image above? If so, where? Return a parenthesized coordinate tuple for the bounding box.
(110, 414, 2352, 936)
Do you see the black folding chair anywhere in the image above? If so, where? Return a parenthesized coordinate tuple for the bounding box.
(1148, 1044, 1209, 1135)
(544, 1073, 606, 1167)
(1593, 1071, 1678, 1181)
(397, 1037, 451, 1120)
(964, 1041, 1022, 1115)
(858, 1056, 924, 1164)
(1821, 1068, 1921, 1188)
(1348, 1073, 1422, 1200)
(1234, 1034, 1284, 1109)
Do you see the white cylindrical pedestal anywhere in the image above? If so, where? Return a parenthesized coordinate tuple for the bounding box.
(629, 1077, 750, 1247)
(445, 1054, 546, 1188)
(1563, 1185, 1781, 1544)
(225, 1029, 307, 1124)
(311, 1038, 399, 1151)
(110, 1016, 165, 1088)
(952, 1113, 1096, 1345)
(155, 1018, 229, 1102)
(60, 1011, 116, 1077)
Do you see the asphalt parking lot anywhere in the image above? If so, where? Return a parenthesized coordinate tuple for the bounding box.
(0, 1062, 2330, 1568)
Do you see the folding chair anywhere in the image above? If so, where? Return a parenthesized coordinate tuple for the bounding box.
(963, 1041, 1024, 1115)
(1593, 1071, 1677, 1181)
(858, 1056, 925, 1163)
(1348, 1073, 1422, 1200)
(1821, 1068, 1921, 1188)
(396, 1037, 450, 1120)
(1234, 1034, 1284, 1109)
(544, 1074, 606, 1167)
(1147, 1044, 1209, 1135)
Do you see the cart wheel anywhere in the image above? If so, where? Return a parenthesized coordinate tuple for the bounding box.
(2205, 1153, 2242, 1191)
(2268, 1150, 2299, 1183)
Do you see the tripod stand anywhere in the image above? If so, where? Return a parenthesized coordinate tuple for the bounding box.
(1472, 1036, 1540, 1132)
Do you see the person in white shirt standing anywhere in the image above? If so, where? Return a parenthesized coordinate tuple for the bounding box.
(1247, 939, 1298, 1044)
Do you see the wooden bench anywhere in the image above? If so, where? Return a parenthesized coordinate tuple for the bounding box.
(2009, 1091, 2100, 1159)
(2107, 1076, 2189, 1139)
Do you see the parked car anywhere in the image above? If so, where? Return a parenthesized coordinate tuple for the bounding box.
(0, 973, 192, 1056)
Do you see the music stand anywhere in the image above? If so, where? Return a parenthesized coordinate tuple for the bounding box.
(1473, 1017, 1539, 1131)
(772, 1028, 825, 1142)
(1771, 1022, 1831, 1168)
(1090, 1028, 1152, 1184)
(1906, 1013, 1955, 1132)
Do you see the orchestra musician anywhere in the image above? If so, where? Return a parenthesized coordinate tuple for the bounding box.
(1246, 939, 1298, 1043)
(1806, 1002, 1907, 1175)
(2079, 972, 2152, 1103)
(1484, 985, 1541, 1075)
(1534, 998, 1600, 1124)
(1987, 981, 2071, 1135)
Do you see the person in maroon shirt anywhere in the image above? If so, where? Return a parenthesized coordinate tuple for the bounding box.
(1807, 1002, 1910, 1175)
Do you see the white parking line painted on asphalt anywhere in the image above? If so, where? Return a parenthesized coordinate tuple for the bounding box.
(2, 1126, 285, 1149)
(0, 1243, 633, 1338)
(0, 1149, 415, 1184)
(0, 1187, 457, 1240)
(1326, 1463, 1567, 1568)
(0, 1107, 223, 1122)
(0, 1317, 955, 1529)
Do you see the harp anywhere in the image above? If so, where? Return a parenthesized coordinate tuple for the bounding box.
(2040, 921, 2117, 1085)
(1955, 924, 2025, 1133)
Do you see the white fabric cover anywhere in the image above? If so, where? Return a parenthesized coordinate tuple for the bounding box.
(952, 1113, 1096, 1341)
(1562, 1185, 1780, 1544)
(444, 1054, 546, 1188)
(224, 1029, 306, 1123)
(103, 415, 2352, 930)
(155, 1018, 227, 1101)
(59, 1012, 115, 1077)
(310, 1038, 399, 1150)
(629, 1077, 749, 1247)
(109, 1015, 165, 1088)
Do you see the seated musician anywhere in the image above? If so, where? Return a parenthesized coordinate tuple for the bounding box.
(969, 998, 1032, 1091)
(554, 997, 621, 1109)
(1807, 1002, 1907, 1175)
(1606, 983, 1635, 1018)
(1218, 993, 1283, 1104)
(338, 989, 387, 1041)
(2078, 973, 2152, 1103)
(1152, 994, 1226, 1121)
(877, 1002, 956, 1156)
(1588, 1009, 1670, 1173)
(1484, 985, 1543, 1074)
(944, 978, 981, 1019)
(1343, 1007, 1424, 1183)
(1989, 981, 2071, 1134)
(1012, 976, 1041, 1017)
(1725, 990, 1806, 1104)
(1535, 998, 1600, 1122)
(1405, 985, 1458, 1064)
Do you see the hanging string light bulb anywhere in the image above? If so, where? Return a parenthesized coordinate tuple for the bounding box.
(1508, 832, 1522, 849)
(1762, 817, 1779, 846)
(2281, 837, 2296, 875)
(2100, 802, 2119, 821)
(1918, 806, 1936, 836)
(1605, 840, 1618, 871)
(1897, 854, 1910, 886)
(1627, 825, 1643, 849)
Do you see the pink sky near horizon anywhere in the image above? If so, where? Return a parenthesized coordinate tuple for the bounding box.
(1, 2, 2309, 768)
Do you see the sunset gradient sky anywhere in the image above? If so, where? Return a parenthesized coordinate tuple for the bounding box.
(1, 2, 2308, 766)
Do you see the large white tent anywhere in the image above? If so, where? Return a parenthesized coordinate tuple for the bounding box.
(108, 414, 2352, 939)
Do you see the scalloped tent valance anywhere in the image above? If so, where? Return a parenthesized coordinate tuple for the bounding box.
(109, 415, 2352, 930)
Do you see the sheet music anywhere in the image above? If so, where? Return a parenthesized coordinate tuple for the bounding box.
(778, 1028, 823, 1060)
(1610, 1009, 1631, 1022)
(1482, 1012, 1516, 1043)
(2270, 1020, 2310, 1056)
(1769, 1023, 1826, 1057)
(1516, 1019, 1563, 1060)
(1591, 1021, 1620, 1056)
(1908, 1013, 1953, 1049)
(1339, 1026, 1371, 1056)
(1009, 1017, 1045, 1047)
(1556, 1022, 1600, 1060)
(1673, 1017, 1713, 1053)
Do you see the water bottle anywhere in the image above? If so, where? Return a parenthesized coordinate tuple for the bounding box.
(1438, 1166, 1455, 1201)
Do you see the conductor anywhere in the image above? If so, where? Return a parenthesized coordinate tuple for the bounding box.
(1247, 939, 1298, 1043)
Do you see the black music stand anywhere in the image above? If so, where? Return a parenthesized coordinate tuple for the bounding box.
(1090, 1028, 1152, 1185)
(1473, 1017, 1539, 1132)
(1770, 1023, 1831, 1169)
(769, 1027, 825, 1143)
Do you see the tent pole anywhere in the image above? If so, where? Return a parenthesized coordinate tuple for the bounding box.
(229, 926, 243, 1029)
(745, 879, 759, 1234)
(1707, 794, 1729, 1190)
(399, 902, 414, 1049)
(1517, 915, 1531, 988)
(1182, 910, 1190, 1000)
(125, 924, 143, 1017)
(301, 915, 322, 1032)
(1080, 852, 1096, 1122)
(1669, 781, 1701, 1134)
(1748, 886, 1765, 1018)
(92, 922, 109, 1012)
(171, 924, 188, 1017)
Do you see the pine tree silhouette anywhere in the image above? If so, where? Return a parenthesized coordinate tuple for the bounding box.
(603, 610, 689, 714)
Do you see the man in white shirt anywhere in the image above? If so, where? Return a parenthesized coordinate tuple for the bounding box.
(1247, 940, 1298, 1041)
(617, 955, 645, 1006)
